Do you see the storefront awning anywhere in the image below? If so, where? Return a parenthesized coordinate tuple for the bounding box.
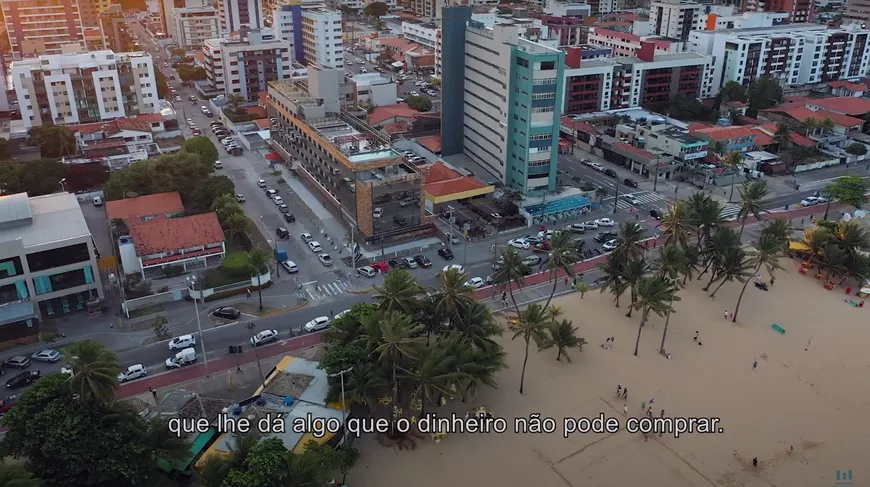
(264, 152, 282, 161)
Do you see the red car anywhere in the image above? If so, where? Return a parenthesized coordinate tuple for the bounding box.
(370, 261, 390, 273)
(532, 242, 551, 253)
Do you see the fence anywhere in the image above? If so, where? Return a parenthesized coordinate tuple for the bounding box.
(122, 288, 185, 318)
(188, 271, 272, 300)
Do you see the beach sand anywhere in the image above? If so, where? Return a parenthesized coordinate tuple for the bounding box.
(347, 257, 870, 487)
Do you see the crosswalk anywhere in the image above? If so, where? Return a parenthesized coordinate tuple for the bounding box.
(305, 280, 350, 301)
(614, 191, 664, 210)
(719, 204, 741, 221)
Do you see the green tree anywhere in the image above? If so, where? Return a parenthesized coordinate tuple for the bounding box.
(541, 231, 578, 308)
(491, 247, 531, 315)
(723, 151, 744, 203)
(222, 437, 289, 487)
(406, 95, 432, 112)
(103, 151, 212, 202)
(183, 136, 219, 165)
(363, 1, 389, 17)
(510, 303, 552, 394)
(823, 176, 870, 218)
(654, 244, 689, 353)
(731, 233, 783, 322)
(373, 268, 424, 314)
(621, 256, 650, 318)
(194, 454, 231, 487)
(707, 244, 754, 298)
(221, 212, 250, 241)
(0, 138, 10, 160)
(28, 126, 76, 159)
(0, 159, 69, 196)
(178, 64, 207, 81)
(803, 116, 820, 137)
(629, 277, 679, 356)
(538, 319, 586, 362)
(226, 94, 246, 113)
(846, 142, 867, 157)
(614, 221, 647, 260)
(746, 76, 783, 116)
(773, 122, 791, 154)
(154, 69, 170, 99)
(188, 175, 235, 212)
(0, 375, 156, 487)
(399, 345, 458, 414)
(61, 339, 121, 403)
(658, 200, 696, 249)
(718, 80, 747, 103)
(431, 268, 473, 323)
(246, 248, 271, 310)
(736, 180, 769, 239)
(597, 255, 627, 307)
(819, 117, 835, 135)
(343, 363, 388, 412)
(0, 464, 42, 487)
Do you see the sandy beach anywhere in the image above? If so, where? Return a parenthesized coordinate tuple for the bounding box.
(347, 252, 870, 487)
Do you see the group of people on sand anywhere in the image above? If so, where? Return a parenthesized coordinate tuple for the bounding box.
(601, 337, 615, 350)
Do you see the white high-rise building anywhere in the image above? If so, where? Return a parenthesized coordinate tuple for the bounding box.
(272, 5, 344, 68)
(202, 29, 292, 100)
(11, 50, 158, 129)
(650, 0, 703, 40)
(218, 0, 264, 33)
(168, 6, 220, 48)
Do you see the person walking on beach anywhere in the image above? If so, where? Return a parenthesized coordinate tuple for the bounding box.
(694, 330, 699, 341)
(641, 400, 646, 413)
(617, 384, 622, 397)
(622, 388, 628, 400)
(623, 404, 628, 415)
(752, 457, 758, 468)
(753, 359, 758, 370)
(724, 310, 729, 319)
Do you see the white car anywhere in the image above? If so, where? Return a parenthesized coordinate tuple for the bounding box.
(168, 334, 196, 351)
(522, 255, 542, 266)
(281, 260, 298, 273)
(257, 179, 267, 188)
(308, 241, 322, 253)
(235, 194, 245, 202)
(537, 230, 554, 240)
(334, 309, 351, 320)
(581, 221, 599, 230)
(443, 264, 464, 274)
(266, 189, 278, 197)
(624, 195, 641, 206)
(118, 364, 147, 383)
(300, 232, 313, 242)
(318, 254, 333, 266)
(595, 218, 616, 227)
(801, 196, 827, 206)
(508, 238, 530, 250)
(603, 239, 623, 251)
(589, 163, 605, 172)
(31, 348, 61, 362)
(273, 196, 284, 205)
(373, 207, 383, 219)
(465, 277, 485, 289)
(250, 329, 279, 346)
(303, 316, 330, 332)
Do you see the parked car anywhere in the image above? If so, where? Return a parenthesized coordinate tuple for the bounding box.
(0, 397, 16, 415)
(235, 194, 245, 202)
(283, 213, 296, 223)
(93, 196, 103, 207)
(307, 241, 322, 253)
(276, 227, 290, 239)
(272, 196, 284, 205)
(414, 255, 432, 268)
(402, 257, 418, 269)
(212, 307, 241, 320)
(4, 356, 30, 369)
(443, 264, 464, 274)
(303, 316, 330, 332)
(357, 266, 377, 278)
(165, 348, 196, 369)
(595, 232, 618, 243)
(465, 277, 485, 289)
(6, 370, 40, 389)
(581, 221, 599, 230)
(595, 218, 617, 227)
(168, 335, 196, 351)
(522, 255, 542, 266)
(266, 189, 278, 197)
(589, 163, 605, 172)
(250, 329, 279, 346)
(801, 196, 827, 206)
(648, 209, 661, 220)
(334, 309, 351, 320)
(438, 248, 454, 260)
(388, 258, 405, 269)
(318, 254, 333, 266)
(567, 223, 586, 234)
(373, 207, 383, 219)
(393, 215, 407, 226)
(370, 261, 390, 273)
(524, 235, 543, 245)
(300, 233, 314, 243)
(278, 204, 290, 213)
(31, 349, 60, 363)
(623, 178, 638, 188)
(508, 238, 530, 250)
(604, 169, 617, 177)
(603, 239, 623, 251)
(281, 260, 298, 273)
(118, 364, 147, 383)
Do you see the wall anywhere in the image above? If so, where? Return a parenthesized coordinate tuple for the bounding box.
(121, 288, 184, 317)
(187, 270, 272, 300)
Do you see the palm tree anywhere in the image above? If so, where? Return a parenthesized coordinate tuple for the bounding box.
(819, 117, 835, 136)
(431, 267, 473, 321)
(148, 419, 191, 464)
(226, 93, 245, 113)
(800, 226, 831, 270)
(736, 180, 769, 239)
(344, 363, 388, 412)
(707, 245, 754, 298)
(400, 346, 458, 414)
(491, 247, 530, 315)
(286, 450, 332, 487)
(440, 332, 503, 402)
(598, 255, 628, 307)
(211, 194, 241, 221)
(542, 231, 579, 308)
(0, 464, 42, 487)
(62, 339, 121, 403)
(373, 268, 424, 314)
(654, 244, 688, 353)
(245, 248, 270, 310)
(451, 301, 500, 351)
(221, 212, 250, 242)
(762, 217, 791, 246)
(621, 256, 650, 318)
(732, 233, 783, 322)
(629, 277, 679, 356)
(723, 151, 744, 203)
(658, 200, 695, 249)
(803, 116, 820, 137)
(595, 186, 609, 203)
(773, 122, 791, 154)
(510, 303, 552, 394)
(687, 192, 726, 250)
(820, 244, 849, 282)
(194, 455, 231, 487)
(227, 431, 260, 466)
(538, 319, 587, 362)
(699, 225, 739, 282)
(709, 140, 727, 161)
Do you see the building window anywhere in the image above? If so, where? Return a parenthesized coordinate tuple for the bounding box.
(32, 266, 95, 295)
(0, 256, 24, 278)
(516, 57, 529, 68)
(26, 243, 90, 273)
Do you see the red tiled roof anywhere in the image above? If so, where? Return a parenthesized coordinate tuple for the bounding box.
(807, 97, 870, 116)
(70, 121, 110, 135)
(784, 95, 815, 103)
(130, 212, 224, 256)
(254, 119, 270, 130)
(589, 28, 672, 50)
(106, 192, 184, 222)
(105, 118, 152, 136)
(383, 122, 410, 134)
(615, 142, 657, 161)
(722, 101, 747, 108)
(686, 122, 711, 132)
(750, 128, 774, 146)
(245, 106, 267, 118)
(368, 103, 421, 125)
(135, 113, 165, 123)
(828, 80, 865, 92)
(788, 132, 817, 148)
(142, 246, 223, 267)
(416, 135, 441, 153)
(692, 126, 756, 141)
(784, 106, 864, 128)
(423, 162, 489, 198)
(560, 116, 597, 134)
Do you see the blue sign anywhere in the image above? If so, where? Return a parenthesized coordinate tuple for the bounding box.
(835, 469, 854, 487)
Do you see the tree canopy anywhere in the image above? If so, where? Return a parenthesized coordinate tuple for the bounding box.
(746, 77, 782, 116)
(824, 176, 869, 209)
(28, 126, 77, 159)
(363, 1, 388, 17)
(717, 81, 747, 104)
(183, 136, 219, 165)
(846, 142, 868, 157)
(188, 175, 235, 212)
(177, 64, 206, 81)
(103, 150, 214, 202)
(406, 95, 432, 112)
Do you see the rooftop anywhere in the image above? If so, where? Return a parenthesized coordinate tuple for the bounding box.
(783, 106, 864, 128)
(368, 103, 422, 125)
(423, 161, 492, 199)
(828, 80, 866, 92)
(805, 97, 870, 116)
(129, 212, 224, 256)
(416, 135, 442, 153)
(691, 125, 756, 141)
(106, 192, 184, 222)
(0, 193, 91, 248)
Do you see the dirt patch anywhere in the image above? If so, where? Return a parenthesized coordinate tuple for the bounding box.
(128, 304, 164, 319)
(129, 316, 166, 332)
(233, 302, 275, 316)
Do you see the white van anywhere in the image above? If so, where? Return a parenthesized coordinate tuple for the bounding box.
(92, 196, 103, 206)
(165, 348, 196, 369)
(168, 334, 195, 351)
(357, 266, 376, 278)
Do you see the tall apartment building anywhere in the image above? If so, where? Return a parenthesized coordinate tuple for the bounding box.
(441, 7, 564, 195)
(411, 0, 443, 18)
(218, 0, 264, 33)
(0, 192, 104, 338)
(202, 29, 292, 101)
(272, 5, 344, 68)
(698, 7, 789, 30)
(744, 0, 812, 23)
(844, 0, 870, 25)
(587, 28, 682, 57)
(168, 6, 220, 48)
(100, 5, 133, 52)
(689, 24, 870, 94)
(650, 0, 702, 40)
(1, 0, 86, 59)
(562, 43, 713, 114)
(529, 3, 590, 47)
(11, 49, 159, 130)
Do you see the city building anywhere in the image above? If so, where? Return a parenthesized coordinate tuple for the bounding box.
(688, 24, 870, 95)
(587, 28, 682, 57)
(350, 73, 398, 106)
(168, 6, 220, 49)
(218, 0, 264, 33)
(745, 0, 812, 24)
(266, 66, 428, 241)
(411, 0, 443, 19)
(68, 118, 159, 169)
(844, 0, 870, 25)
(402, 20, 439, 50)
(264, 0, 323, 27)
(614, 119, 709, 166)
(562, 43, 714, 115)
(440, 8, 564, 195)
(1, 0, 86, 59)
(11, 49, 159, 130)
(101, 5, 134, 52)
(201, 29, 293, 101)
(698, 6, 789, 30)
(160, 0, 205, 37)
(650, 0, 702, 40)
(529, 3, 591, 47)
(0, 192, 104, 337)
(272, 5, 344, 68)
(690, 125, 757, 153)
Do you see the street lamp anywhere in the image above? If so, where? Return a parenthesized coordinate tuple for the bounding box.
(446, 205, 456, 251)
(328, 366, 353, 447)
(246, 321, 266, 391)
(185, 276, 210, 377)
(491, 213, 503, 260)
(58, 178, 66, 192)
